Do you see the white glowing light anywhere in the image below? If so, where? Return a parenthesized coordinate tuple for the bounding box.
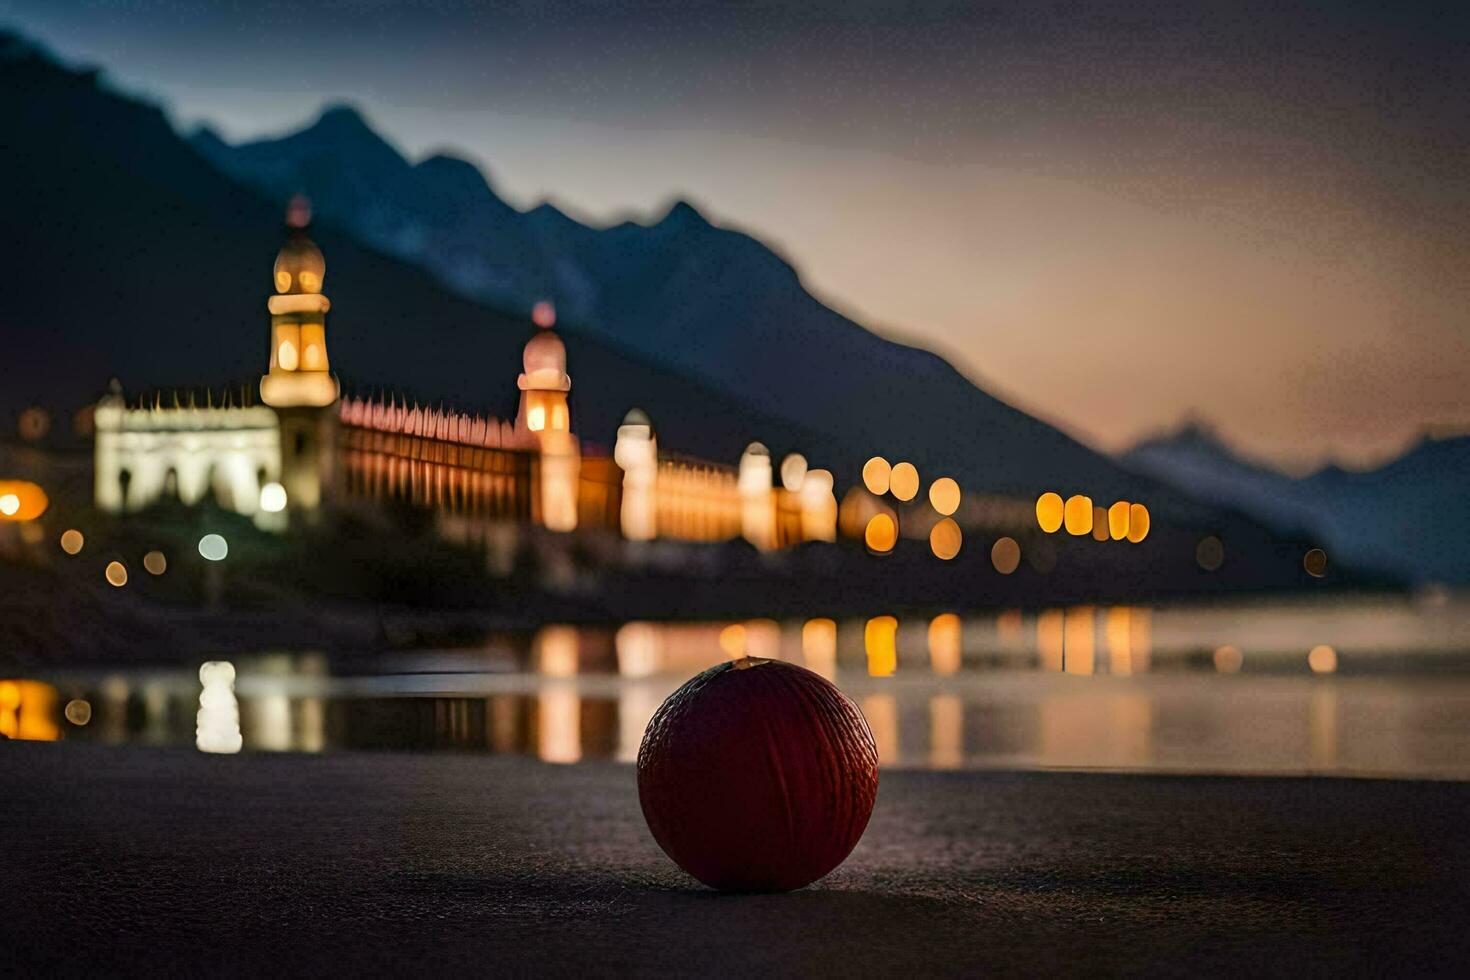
(198, 534, 229, 561)
(196, 660, 242, 754)
(0, 494, 17, 516)
(259, 482, 287, 513)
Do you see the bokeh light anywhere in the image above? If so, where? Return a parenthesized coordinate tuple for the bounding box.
(1035, 492, 1064, 533)
(259, 482, 288, 513)
(1063, 495, 1094, 536)
(1107, 501, 1130, 540)
(198, 534, 229, 561)
(1196, 535, 1225, 571)
(889, 462, 919, 501)
(801, 618, 837, 678)
(929, 518, 962, 560)
(1308, 644, 1338, 674)
(64, 699, 92, 725)
(861, 456, 892, 495)
(864, 513, 897, 553)
(864, 616, 898, 677)
(1127, 503, 1151, 543)
(0, 481, 48, 521)
(1091, 506, 1110, 541)
(718, 623, 747, 658)
(990, 536, 1021, 574)
(104, 561, 128, 587)
(928, 613, 961, 676)
(18, 406, 50, 441)
(928, 477, 961, 516)
(1304, 548, 1328, 578)
(1213, 645, 1243, 674)
(143, 551, 167, 575)
(59, 529, 84, 555)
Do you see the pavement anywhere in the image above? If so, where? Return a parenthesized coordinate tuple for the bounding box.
(2, 742, 1468, 976)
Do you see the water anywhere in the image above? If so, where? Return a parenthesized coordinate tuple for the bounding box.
(6, 595, 1469, 779)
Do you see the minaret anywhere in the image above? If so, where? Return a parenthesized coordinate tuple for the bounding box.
(514, 303, 572, 441)
(260, 197, 338, 520)
(515, 303, 579, 531)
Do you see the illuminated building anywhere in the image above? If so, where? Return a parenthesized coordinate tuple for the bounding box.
(89, 198, 840, 551)
(259, 197, 339, 521)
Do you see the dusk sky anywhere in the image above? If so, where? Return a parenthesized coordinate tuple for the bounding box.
(6, 0, 1466, 468)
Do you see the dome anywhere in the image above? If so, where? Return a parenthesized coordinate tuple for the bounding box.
(273, 233, 326, 295)
(518, 330, 571, 391)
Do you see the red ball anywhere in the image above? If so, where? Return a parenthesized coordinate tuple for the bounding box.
(637, 656, 879, 892)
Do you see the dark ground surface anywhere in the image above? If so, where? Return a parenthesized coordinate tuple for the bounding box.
(3, 743, 1468, 977)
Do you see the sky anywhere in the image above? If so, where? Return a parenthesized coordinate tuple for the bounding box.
(3, 0, 1467, 469)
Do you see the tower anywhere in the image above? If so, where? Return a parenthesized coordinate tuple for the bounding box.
(514, 312, 572, 441)
(260, 197, 339, 520)
(515, 305, 579, 531)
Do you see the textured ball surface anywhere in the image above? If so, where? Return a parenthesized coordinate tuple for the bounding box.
(637, 657, 879, 892)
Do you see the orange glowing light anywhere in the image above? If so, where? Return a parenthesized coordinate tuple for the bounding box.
(1107, 501, 1130, 540)
(990, 536, 1021, 574)
(1126, 503, 1150, 543)
(889, 462, 919, 501)
(1308, 644, 1337, 674)
(864, 513, 898, 553)
(105, 561, 128, 587)
(59, 529, 84, 555)
(1063, 495, 1094, 536)
(1035, 492, 1064, 533)
(718, 623, 748, 659)
(1091, 506, 1110, 541)
(928, 477, 961, 516)
(928, 614, 961, 676)
(864, 616, 898, 677)
(929, 517, 962, 560)
(801, 618, 838, 678)
(861, 457, 892, 495)
(0, 481, 48, 521)
(1214, 645, 1243, 674)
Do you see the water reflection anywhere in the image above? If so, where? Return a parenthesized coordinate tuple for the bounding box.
(7, 597, 1470, 778)
(196, 661, 242, 754)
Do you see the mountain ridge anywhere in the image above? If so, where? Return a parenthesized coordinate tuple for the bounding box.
(1122, 420, 1469, 583)
(189, 99, 1197, 505)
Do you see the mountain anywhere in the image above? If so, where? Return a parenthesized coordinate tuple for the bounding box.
(190, 103, 1203, 510)
(0, 32, 828, 463)
(1123, 422, 1470, 583)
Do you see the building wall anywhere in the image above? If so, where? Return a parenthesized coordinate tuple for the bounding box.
(93, 399, 281, 517)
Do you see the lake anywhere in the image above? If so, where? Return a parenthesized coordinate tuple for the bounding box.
(6, 593, 1468, 778)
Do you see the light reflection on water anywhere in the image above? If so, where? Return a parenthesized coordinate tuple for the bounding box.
(10, 596, 1470, 779)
